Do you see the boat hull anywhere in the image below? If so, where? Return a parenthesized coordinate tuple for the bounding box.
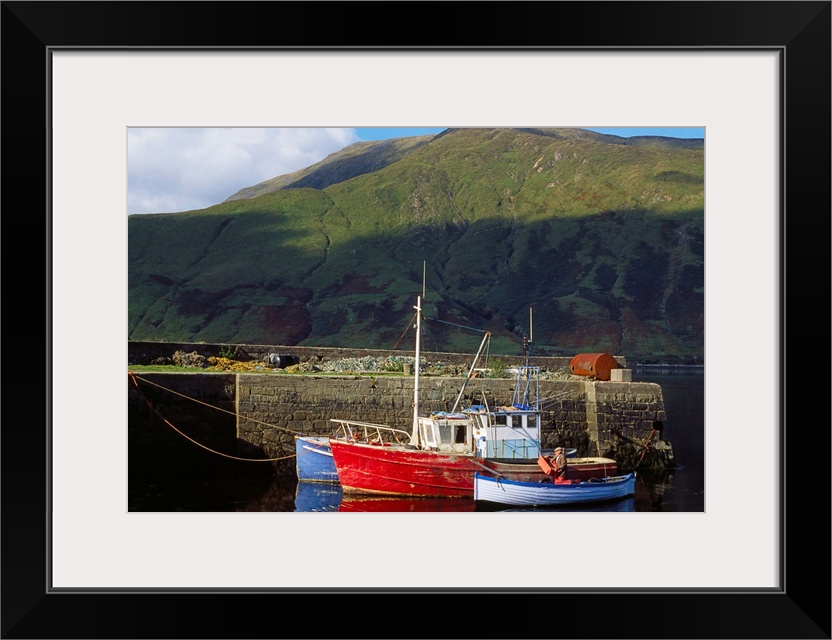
(295, 435, 339, 483)
(328, 440, 618, 497)
(474, 472, 637, 506)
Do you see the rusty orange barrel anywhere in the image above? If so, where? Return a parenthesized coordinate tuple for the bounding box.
(570, 353, 619, 381)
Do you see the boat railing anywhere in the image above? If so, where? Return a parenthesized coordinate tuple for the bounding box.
(330, 419, 412, 445)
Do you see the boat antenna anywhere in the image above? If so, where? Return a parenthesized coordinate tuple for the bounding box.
(524, 306, 533, 368)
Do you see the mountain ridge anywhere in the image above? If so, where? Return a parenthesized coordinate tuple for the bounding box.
(224, 134, 436, 202)
(129, 127, 704, 359)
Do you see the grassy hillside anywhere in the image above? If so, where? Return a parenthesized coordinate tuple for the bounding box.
(128, 128, 704, 360)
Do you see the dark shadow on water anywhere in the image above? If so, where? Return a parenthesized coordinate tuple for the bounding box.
(128, 438, 279, 512)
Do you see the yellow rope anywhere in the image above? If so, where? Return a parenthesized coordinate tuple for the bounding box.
(156, 411, 295, 463)
(129, 371, 297, 463)
(636, 428, 657, 468)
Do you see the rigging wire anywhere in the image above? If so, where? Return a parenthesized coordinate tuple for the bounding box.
(387, 310, 419, 355)
(423, 315, 489, 334)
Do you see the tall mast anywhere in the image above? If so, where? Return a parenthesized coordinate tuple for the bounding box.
(411, 295, 422, 443)
(411, 262, 427, 442)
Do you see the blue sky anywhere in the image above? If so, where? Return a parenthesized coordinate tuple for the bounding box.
(128, 127, 704, 215)
(583, 127, 704, 139)
(357, 127, 704, 140)
(354, 127, 447, 141)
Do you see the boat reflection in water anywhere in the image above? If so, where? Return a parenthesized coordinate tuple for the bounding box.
(477, 496, 636, 513)
(339, 495, 476, 512)
(294, 481, 342, 512)
(294, 480, 634, 513)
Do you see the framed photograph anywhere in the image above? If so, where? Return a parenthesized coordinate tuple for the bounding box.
(4, 2, 828, 638)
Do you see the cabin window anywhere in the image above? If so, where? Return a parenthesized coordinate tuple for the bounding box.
(494, 415, 507, 426)
(438, 423, 452, 445)
(421, 422, 437, 448)
(454, 423, 467, 444)
(527, 415, 537, 428)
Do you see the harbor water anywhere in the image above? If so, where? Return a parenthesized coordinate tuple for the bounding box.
(128, 367, 704, 513)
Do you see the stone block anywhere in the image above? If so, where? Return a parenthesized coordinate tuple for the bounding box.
(610, 368, 633, 382)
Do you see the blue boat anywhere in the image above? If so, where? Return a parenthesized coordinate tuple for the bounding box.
(295, 435, 339, 483)
(473, 471, 637, 507)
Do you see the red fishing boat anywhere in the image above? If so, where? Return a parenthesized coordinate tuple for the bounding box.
(329, 439, 616, 497)
(328, 295, 617, 498)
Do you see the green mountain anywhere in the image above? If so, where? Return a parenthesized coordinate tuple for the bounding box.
(128, 127, 704, 360)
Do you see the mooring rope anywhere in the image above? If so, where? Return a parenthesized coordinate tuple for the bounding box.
(129, 372, 298, 434)
(636, 428, 658, 468)
(129, 371, 296, 462)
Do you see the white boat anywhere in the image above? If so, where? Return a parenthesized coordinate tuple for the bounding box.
(473, 471, 636, 506)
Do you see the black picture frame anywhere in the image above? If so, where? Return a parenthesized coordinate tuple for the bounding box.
(3, 2, 829, 638)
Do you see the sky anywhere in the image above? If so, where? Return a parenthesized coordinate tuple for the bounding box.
(127, 127, 704, 215)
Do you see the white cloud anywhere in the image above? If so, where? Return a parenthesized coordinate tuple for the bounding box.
(127, 127, 360, 214)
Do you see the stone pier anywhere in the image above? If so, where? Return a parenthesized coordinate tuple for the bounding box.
(128, 371, 673, 476)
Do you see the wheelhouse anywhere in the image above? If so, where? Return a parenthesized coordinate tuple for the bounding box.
(464, 405, 542, 459)
(416, 412, 473, 453)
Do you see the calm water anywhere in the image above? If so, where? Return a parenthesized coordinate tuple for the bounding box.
(129, 368, 704, 512)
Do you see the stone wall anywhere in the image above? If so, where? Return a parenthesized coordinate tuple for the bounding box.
(128, 371, 672, 476)
(586, 381, 671, 466)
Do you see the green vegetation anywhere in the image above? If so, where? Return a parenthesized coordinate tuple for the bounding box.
(129, 128, 704, 359)
(219, 345, 238, 360)
(485, 359, 509, 378)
